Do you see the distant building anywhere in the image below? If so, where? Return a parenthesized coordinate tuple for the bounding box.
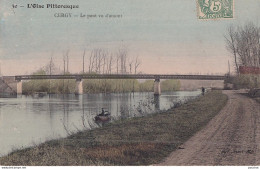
(239, 66, 260, 75)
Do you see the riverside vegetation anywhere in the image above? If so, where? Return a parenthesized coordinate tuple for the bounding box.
(225, 74, 260, 89)
(22, 69, 181, 94)
(0, 90, 228, 166)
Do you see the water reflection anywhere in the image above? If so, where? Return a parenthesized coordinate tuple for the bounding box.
(0, 90, 201, 156)
(154, 95, 160, 110)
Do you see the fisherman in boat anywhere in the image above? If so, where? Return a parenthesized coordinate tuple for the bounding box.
(99, 108, 105, 116)
(95, 108, 111, 122)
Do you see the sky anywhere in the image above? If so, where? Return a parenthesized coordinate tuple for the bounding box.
(0, 0, 260, 75)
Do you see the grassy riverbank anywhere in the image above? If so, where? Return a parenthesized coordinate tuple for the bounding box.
(0, 90, 228, 166)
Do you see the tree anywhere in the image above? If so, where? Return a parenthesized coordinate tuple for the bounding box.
(225, 23, 260, 75)
(134, 56, 141, 74)
(88, 50, 94, 73)
(106, 53, 113, 74)
(128, 58, 133, 74)
(117, 47, 128, 74)
(225, 25, 239, 75)
(82, 49, 86, 73)
(62, 50, 70, 74)
(66, 50, 69, 73)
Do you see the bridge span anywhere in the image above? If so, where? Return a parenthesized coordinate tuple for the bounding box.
(6, 74, 228, 95)
(14, 74, 227, 81)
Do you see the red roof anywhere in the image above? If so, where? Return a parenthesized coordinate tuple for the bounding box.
(239, 66, 260, 74)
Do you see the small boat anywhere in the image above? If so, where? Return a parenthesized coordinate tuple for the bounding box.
(94, 113, 111, 122)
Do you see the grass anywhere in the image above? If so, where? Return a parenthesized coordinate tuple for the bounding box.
(0, 90, 228, 166)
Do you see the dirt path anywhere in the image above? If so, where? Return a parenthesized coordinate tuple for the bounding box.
(159, 90, 260, 166)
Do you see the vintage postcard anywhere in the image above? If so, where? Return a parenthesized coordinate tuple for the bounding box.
(0, 0, 260, 166)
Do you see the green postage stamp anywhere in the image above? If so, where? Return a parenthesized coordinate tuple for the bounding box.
(197, 0, 233, 19)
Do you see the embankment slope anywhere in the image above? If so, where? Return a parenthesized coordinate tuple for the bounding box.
(0, 91, 227, 165)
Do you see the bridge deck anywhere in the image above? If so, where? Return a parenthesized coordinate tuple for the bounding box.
(14, 74, 228, 81)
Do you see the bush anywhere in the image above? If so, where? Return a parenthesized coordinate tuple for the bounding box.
(161, 79, 181, 91)
(226, 75, 260, 89)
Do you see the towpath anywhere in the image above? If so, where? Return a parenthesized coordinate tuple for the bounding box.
(159, 90, 260, 165)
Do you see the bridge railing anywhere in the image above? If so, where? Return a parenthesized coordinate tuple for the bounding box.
(14, 74, 229, 81)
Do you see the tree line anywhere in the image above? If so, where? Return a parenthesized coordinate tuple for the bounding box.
(225, 22, 260, 75)
(225, 22, 260, 89)
(44, 46, 141, 76)
(22, 46, 180, 94)
(22, 69, 181, 94)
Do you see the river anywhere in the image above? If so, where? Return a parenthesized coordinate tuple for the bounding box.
(0, 90, 201, 157)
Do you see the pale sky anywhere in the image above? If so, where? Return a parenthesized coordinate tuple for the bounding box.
(0, 0, 260, 75)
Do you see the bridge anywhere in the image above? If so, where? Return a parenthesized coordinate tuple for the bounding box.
(14, 74, 227, 80)
(2, 74, 228, 95)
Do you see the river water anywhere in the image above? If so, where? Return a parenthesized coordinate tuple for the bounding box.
(0, 91, 201, 157)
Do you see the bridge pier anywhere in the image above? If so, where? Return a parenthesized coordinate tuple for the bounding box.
(154, 78, 161, 95)
(17, 80, 22, 95)
(75, 79, 83, 95)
